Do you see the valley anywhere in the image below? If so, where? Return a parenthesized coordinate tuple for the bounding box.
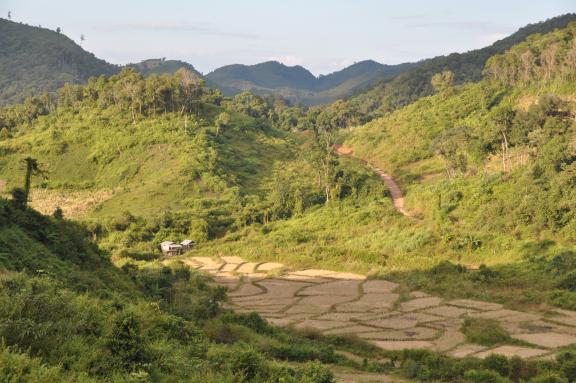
(1, 7, 576, 383)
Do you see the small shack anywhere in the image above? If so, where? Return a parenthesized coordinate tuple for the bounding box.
(160, 241, 184, 257)
(160, 239, 195, 257)
(180, 239, 196, 250)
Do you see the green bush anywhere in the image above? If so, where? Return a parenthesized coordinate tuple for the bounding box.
(461, 318, 511, 346)
(464, 369, 508, 383)
(296, 361, 335, 383)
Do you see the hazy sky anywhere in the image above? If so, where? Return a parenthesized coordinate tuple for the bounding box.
(2, 1, 574, 75)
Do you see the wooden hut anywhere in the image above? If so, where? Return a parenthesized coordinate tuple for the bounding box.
(160, 241, 183, 256)
(180, 239, 196, 251)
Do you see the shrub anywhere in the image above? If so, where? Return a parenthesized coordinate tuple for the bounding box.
(203, 319, 240, 344)
(529, 372, 569, 383)
(431, 260, 466, 275)
(484, 354, 509, 376)
(464, 369, 507, 383)
(228, 348, 267, 381)
(296, 361, 335, 383)
(558, 272, 576, 291)
(461, 318, 511, 346)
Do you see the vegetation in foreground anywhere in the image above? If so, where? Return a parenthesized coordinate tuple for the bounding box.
(7, 196, 576, 382)
(0, 197, 354, 382)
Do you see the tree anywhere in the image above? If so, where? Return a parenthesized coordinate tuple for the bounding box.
(519, 50, 536, 84)
(491, 107, 516, 172)
(214, 112, 230, 137)
(7, 11, 11, 20)
(308, 112, 339, 204)
(564, 40, 576, 80)
(540, 43, 559, 83)
(80, 34, 85, 45)
(56, 27, 61, 33)
(21, 157, 44, 206)
(106, 314, 148, 371)
(53, 207, 64, 220)
(432, 126, 472, 177)
(431, 70, 454, 92)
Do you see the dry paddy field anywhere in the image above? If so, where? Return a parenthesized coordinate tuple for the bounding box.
(179, 255, 576, 361)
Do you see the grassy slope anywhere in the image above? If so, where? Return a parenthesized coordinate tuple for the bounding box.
(0, 200, 360, 382)
(0, 103, 295, 219)
(196, 24, 576, 311)
(345, 13, 576, 117)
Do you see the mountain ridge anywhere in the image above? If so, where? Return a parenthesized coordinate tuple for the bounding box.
(345, 13, 576, 117)
(205, 59, 415, 104)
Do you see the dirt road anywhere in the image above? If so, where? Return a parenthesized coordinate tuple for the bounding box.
(334, 145, 409, 217)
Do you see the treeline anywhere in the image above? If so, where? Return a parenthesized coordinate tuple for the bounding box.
(0, 68, 217, 131)
(326, 14, 576, 125)
(0, 18, 118, 105)
(485, 23, 576, 86)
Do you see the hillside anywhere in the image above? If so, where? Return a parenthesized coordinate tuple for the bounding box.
(0, 68, 300, 226)
(206, 60, 413, 105)
(0, 196, 364, 381)
(345, 13, 576, 118)
(0, 18, 118, 105)
(337, 22, 576, 305)
(128, 58, 203, 77)
(188, 21, 576, 313)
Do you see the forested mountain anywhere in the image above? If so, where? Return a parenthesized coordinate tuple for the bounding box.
(345, 13, 576, 118)
(317, 59, 414, 91)
(0, 18, 118, 105)
(205, 60, 413, 105)
(326, 21, 576, 304)
(128, 58, 203, 77)
(206, 61, 318, 94)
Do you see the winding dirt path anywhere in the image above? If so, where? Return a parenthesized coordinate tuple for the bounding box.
(334, 145, 410, 217)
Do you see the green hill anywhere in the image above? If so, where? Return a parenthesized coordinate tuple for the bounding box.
(346, 13, 576, 118)
(128, 58, 203, 77)
(0, 68, 298, 224)
(205, 60, 413, 105)
(0, 18, 118, 105)
(337, 21, 576, 305)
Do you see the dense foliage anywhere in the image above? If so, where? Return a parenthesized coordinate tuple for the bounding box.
(127, 58, 203, 78)
(0, 18, 118, 106)
(342, 13, 576, 121)
(0, 197, 350, 382)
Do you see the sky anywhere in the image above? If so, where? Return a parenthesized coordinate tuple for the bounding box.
(1, 0, 575, 75)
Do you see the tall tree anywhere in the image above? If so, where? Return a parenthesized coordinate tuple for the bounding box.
(22, 157, 44, 206)
(214, 112, 230, 137)
(431, 70, 454, 92)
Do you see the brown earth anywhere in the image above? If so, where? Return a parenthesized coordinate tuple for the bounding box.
(333, 145, 409, 217)
(180, 256, 576, 360)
